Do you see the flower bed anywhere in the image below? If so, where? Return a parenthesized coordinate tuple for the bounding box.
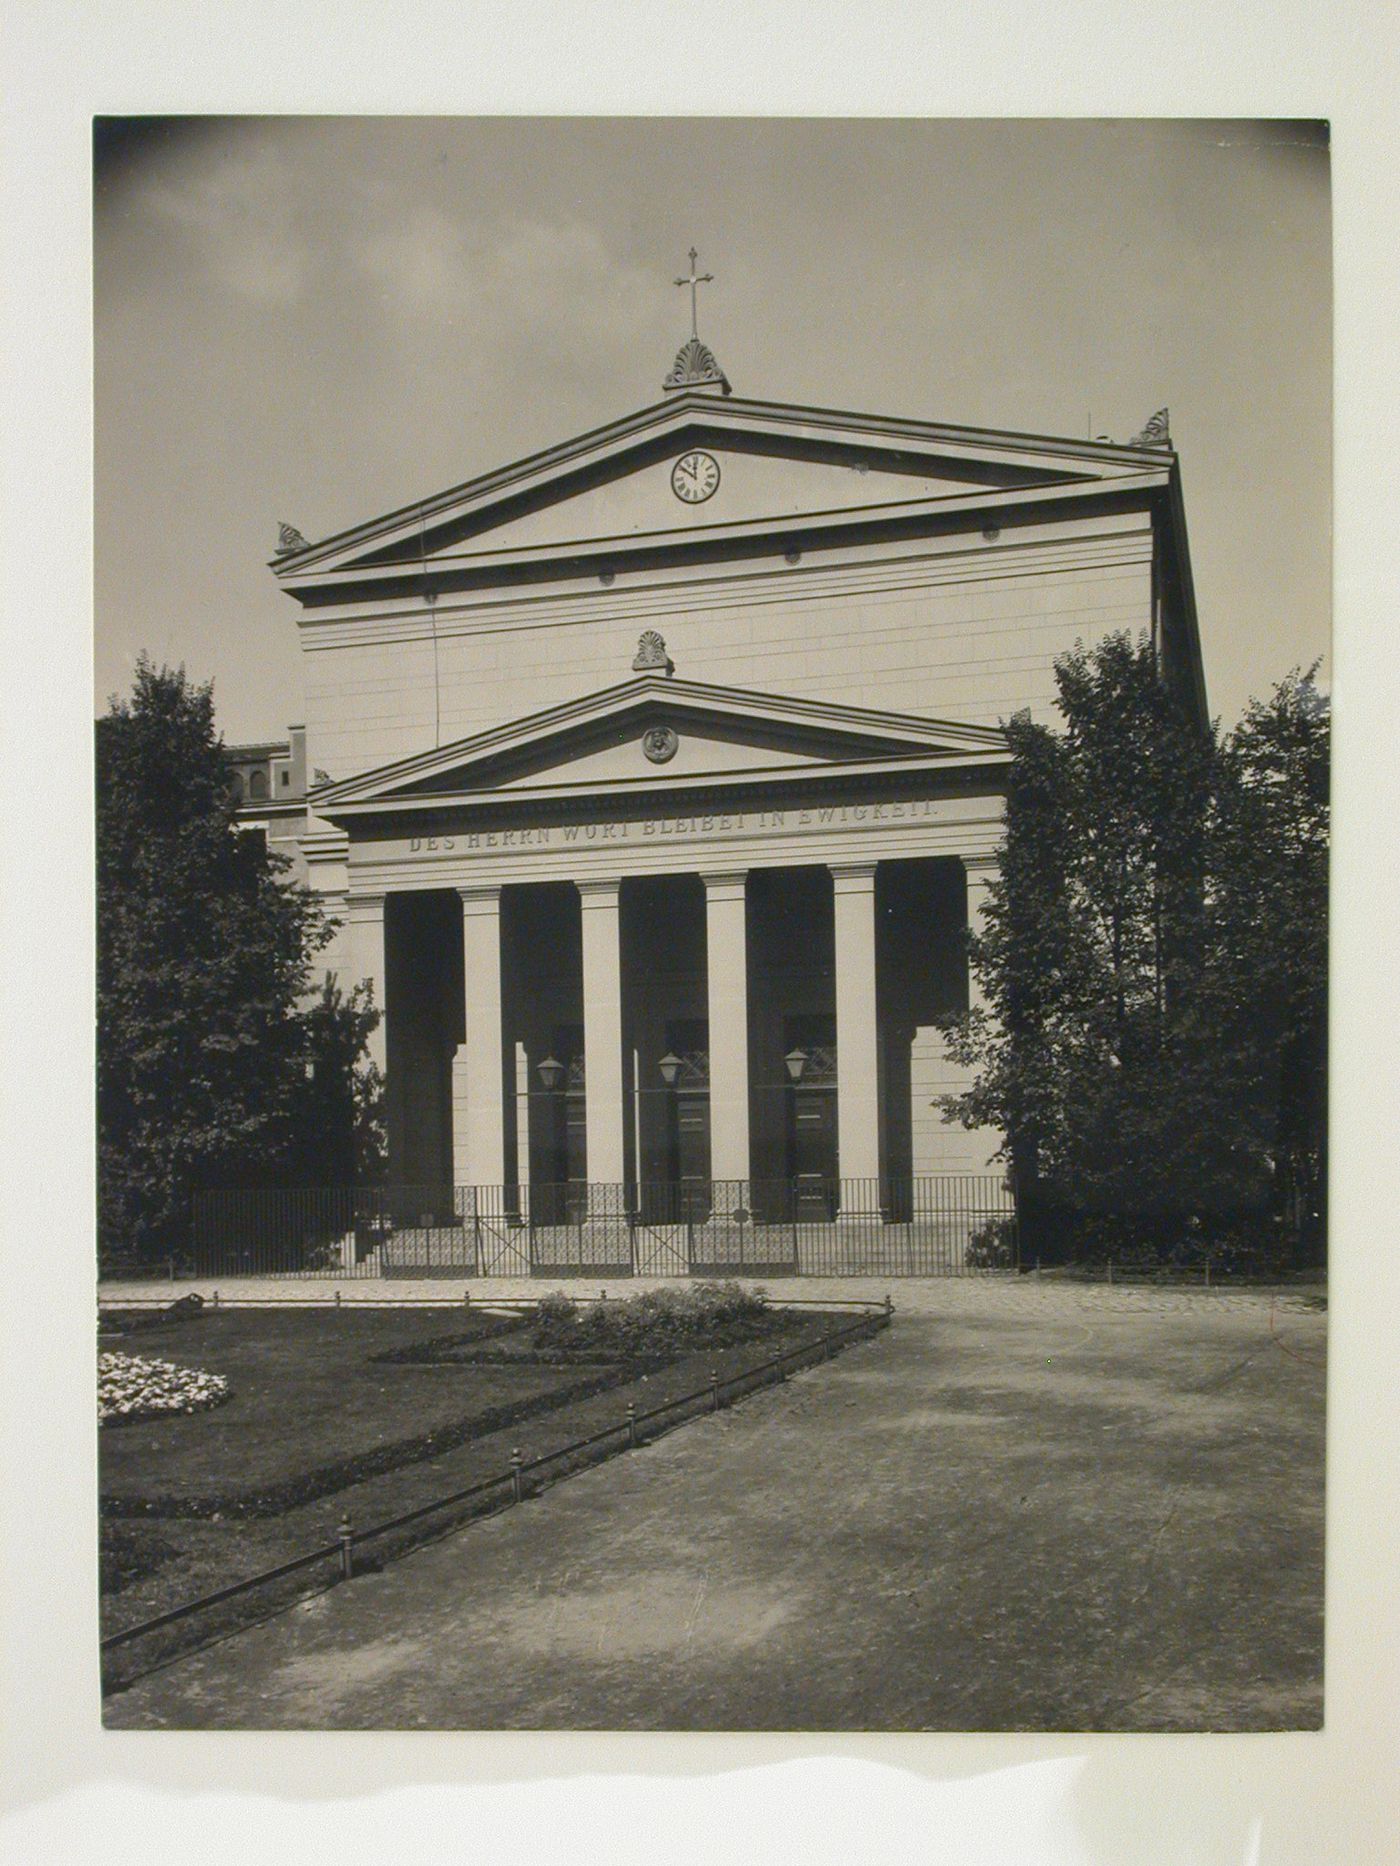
(99, 1352, 231, 1426)
(374, 1283, 781, 1369)
(532, 1280, 774, 1357)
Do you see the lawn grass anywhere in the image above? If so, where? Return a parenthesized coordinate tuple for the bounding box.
(99, 1295, 868, 1691)
(100, 1307, 611, 1513)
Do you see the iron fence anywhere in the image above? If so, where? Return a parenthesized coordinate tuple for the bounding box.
(184, 1177, 1015, 1281)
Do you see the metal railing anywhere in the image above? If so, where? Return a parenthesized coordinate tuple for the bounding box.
(181, 1177, 1016, 1281)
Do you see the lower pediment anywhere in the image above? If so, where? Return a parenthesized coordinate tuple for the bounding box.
(313, 672, 1009, 820)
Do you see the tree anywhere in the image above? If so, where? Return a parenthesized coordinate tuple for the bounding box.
(97, 658, 380, 1265)
(289, 977, 387, 1189)
(1207, 670, 1329, 1257)
(939, 632, 1275, 1262)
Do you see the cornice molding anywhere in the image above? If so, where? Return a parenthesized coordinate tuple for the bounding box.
(291, 513, 1154, 646)
(276, 474, 1170, 614)
(271, 389, 1177, 587)
(313, 673, 1010, 817)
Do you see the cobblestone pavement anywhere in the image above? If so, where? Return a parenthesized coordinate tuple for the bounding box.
(104, 1279, 1325, 1731)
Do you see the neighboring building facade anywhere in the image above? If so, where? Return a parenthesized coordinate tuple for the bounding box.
(226, 727, 315, 881)
(267, 336, 1204, 1235)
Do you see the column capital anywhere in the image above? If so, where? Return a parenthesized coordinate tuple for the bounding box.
(829, 860, 878, 891)
(457, 882, 503, 914)
(960, 853, 1001, 882)
(699, 868, 748, 901)
(575, 877, 622, 906)
(346, 889, 386, 921)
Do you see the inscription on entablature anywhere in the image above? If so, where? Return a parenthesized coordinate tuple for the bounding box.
(403, 797, 947, 857)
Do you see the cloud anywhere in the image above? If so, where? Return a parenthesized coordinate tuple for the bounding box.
(137, 142, 310, 307)
(356, 205, 474, 318)
(353, 210, 666, 362)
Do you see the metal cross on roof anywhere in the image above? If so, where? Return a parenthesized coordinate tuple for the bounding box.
(674, 247, 714, 340)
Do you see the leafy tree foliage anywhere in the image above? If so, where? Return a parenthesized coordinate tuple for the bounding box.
(1207, 670, 1329, 1254)
(289, 977, 387, 1189)
(97, 658, 381, 1264)
(940, 636, 1327, 1265)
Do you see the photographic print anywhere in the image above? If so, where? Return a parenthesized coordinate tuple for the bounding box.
(93, 117, 1329, 1732)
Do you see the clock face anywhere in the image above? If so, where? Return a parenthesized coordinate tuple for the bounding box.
(671, 450, 721, 504)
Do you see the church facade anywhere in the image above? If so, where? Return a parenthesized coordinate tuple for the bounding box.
(269, 321, 1204, 1264)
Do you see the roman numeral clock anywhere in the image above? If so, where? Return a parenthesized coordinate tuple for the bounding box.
(670, 449, 720, 503)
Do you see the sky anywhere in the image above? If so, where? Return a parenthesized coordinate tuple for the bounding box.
(93, 116, 1331, 744)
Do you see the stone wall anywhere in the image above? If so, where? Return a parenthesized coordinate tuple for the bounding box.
(300, 513, 1153, 781)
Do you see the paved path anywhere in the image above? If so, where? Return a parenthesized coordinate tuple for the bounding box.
(105, 1283, 1324, 1731)
(100, 1270, 1324, 1316)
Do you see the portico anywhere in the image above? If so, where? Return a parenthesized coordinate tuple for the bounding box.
(316, 672, 1008, 1224)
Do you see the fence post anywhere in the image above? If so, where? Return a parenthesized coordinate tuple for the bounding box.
(212, 1290, 219, 1310)
(338, 1515, 354, 1580)
(626, 1402, 638, 1447)
(510, 1449, 523, 1504)
(334, 1288, 341, 1308)
(710, 1368, 721, 1413)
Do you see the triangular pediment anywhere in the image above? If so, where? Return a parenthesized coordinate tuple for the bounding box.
(273, 391, 1174, 600)
(312, 674, 1010, 818)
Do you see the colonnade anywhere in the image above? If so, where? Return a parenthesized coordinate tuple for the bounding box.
(344, 855, 996, 1196)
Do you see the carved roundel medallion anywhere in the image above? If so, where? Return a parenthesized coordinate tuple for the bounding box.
(642, 725, 679, 765)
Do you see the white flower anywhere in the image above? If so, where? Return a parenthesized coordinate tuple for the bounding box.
(98, 1352, 231, 1424)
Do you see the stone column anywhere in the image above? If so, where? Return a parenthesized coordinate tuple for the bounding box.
(451, 885, 507, 1189)
(702, 870, 751, 1197)
(830, 862, 882, 1191)
(513, 1041, 532, 1221)
(304, 827, 350, 980)
(345, 892, 388, 1076)
(577, 879, 626, 1188)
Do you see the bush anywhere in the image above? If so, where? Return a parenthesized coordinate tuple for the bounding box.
(533, 1290, 579, 1332)
(531, 1281, 770, 1358)
(966, 1218, 1017, 1271)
